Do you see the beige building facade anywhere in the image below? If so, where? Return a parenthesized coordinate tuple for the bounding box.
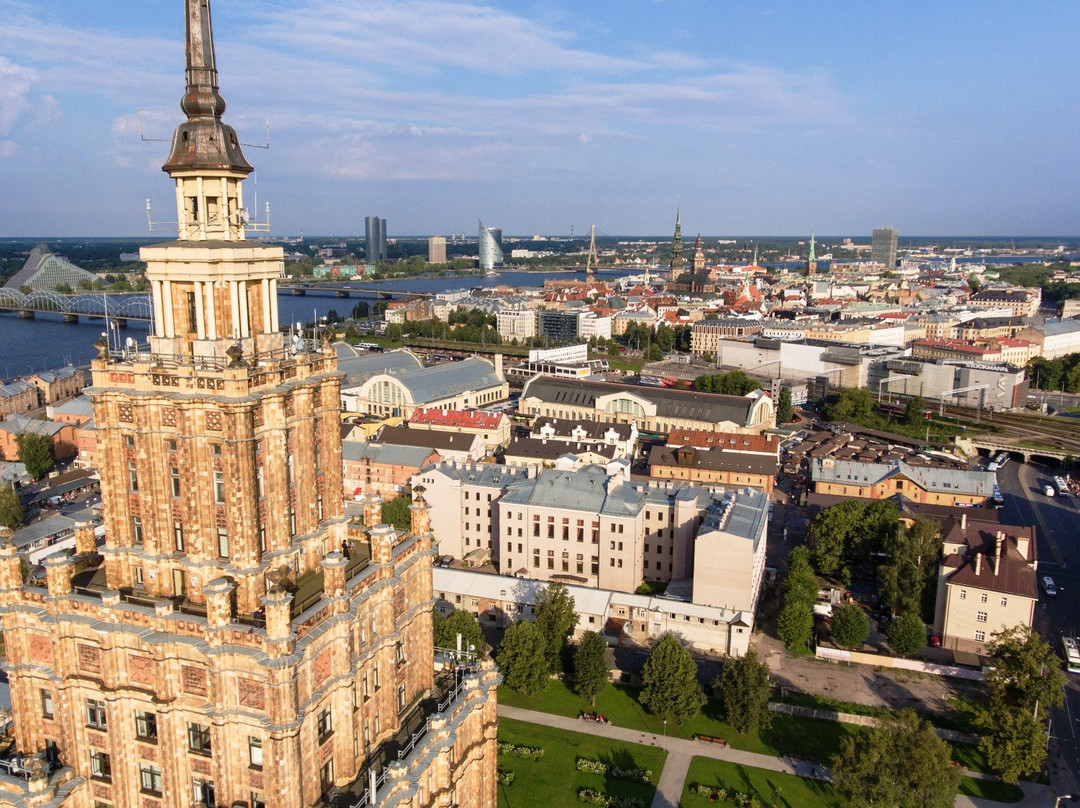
(0, 5, 498, 807)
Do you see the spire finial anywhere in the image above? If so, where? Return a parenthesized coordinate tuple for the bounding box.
(163, 0, 253, 175)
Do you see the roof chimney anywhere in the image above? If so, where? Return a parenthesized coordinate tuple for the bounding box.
(974, 551, 982, 576)
(960, 512, 966, 531)
(993, 531, 1004, 576)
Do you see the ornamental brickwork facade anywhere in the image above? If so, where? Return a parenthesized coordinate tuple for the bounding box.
(0, 2, 498, 806)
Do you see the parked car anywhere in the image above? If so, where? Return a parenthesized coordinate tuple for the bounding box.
(1042, 576, 1058, 597)
(1044, 485, 1056, 497)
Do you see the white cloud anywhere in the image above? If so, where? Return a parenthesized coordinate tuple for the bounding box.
(0, 56, 34, 136)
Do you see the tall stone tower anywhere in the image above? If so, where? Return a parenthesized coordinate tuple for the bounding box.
(807, 232, 817, 275)
(0, 2, 499, 807)
(669, 208, 685, 282)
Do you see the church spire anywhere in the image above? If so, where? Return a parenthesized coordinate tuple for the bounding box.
(669, 207, 685, 282)
(807, 232, 818, 275)
(162, 0, 253, 177)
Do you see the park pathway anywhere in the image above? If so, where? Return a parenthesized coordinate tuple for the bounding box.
(497, 705, 1056, 808)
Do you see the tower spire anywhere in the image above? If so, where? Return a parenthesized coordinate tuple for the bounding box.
(585, 224, 597, 283)
(163, 0, 253, 176)
(669, 207, 685, 282)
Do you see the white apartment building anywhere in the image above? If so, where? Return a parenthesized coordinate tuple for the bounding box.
(496, 309, 538, 342)
(578, 313, 613, 341)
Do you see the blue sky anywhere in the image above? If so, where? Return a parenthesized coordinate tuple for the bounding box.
(1, 1, 1078, 238)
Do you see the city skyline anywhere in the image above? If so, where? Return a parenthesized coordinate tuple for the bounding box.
(2, 1, 1080, 238)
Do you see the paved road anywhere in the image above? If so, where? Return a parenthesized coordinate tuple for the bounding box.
(1000, 459, 1080, 804)
(497, 705, 1054, 807)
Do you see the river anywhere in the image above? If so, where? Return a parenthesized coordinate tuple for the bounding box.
(0, 268, 621, 377)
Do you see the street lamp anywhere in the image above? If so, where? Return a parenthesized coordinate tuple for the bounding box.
(1053, 795, 1077, 807)
(662, 718, 667, 737)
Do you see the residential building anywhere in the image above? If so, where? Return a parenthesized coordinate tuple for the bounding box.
(428, 235, 447, 264)
(871, 227, 898, 269)
(648, 445, 776, 493)
(503, 437, 620, 470)
(911, 338, 1002, 362)
(690, 320, 763, 356)
(409, 407, 511, 450)
(379, 424, 487, 463)
(811, 457, 996, 507)
(529, 416, 638, 459)
(968, 287, 1041, 317)
(0, 7, 499, 806)
(0, 381, 39, 416)
(25, 366, 84, 405)
(537, 310, 580, 343)
(496, 309, 537, 342)
(0, 415, 77, 462)
(46, 394, 94, 425)
(342, 440, 440, 500)
(519, 376, 776, 435)
(1020, 317, 1080, 360)
(934, 513, 1037, 654)
(578, 312, 613, 341)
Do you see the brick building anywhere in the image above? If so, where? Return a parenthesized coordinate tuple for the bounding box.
(0, 5, 498, 806)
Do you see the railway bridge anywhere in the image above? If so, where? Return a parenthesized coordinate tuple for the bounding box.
(0, 289, 152, 324)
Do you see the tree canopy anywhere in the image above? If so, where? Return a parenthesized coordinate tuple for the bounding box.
(497, 621, 549, 696)
(778, 546, 818, 653)
(831, 709, 960, 808)
(978, 626, 1066, 782)
(639, 634, 706, 724)
(0, 485, 23, 530)
(776, 386, 794, 423)
(886, 611, 927, 658)
(809, 499, 900, 584)
(692, 370, 760, 396)
(830, 603, 870, 649)
(876, 517, 942, 618)
(16, 433, 54, 481)
(715, 649, 772, 734)
(573, 631, 609, 706)
(380, 494, 412, 530)
(433, 609, 485, 657)
(533, 581, 579, 673)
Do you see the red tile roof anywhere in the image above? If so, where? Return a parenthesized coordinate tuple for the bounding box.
(408, 408, 507, 430)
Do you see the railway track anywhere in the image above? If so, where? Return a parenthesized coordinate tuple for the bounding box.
(937, 403, 1080, 453)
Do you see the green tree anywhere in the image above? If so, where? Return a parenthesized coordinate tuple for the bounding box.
(824, 387, 875, 423)
(433, 609, 485, 656)
(572, 631, 609, 706)
(782, 546, 819, 607)
(16, 433, 54, 480)
(380, 494, 411, 530)
(54, 282, 73, 294)
(978, 626, 1065, 782)
(776, 386, 794, 423)
(877, 517, 941, 618)
(385, 323, 403, 342)
(533, 581, 578, 673)
(640, 634, 705, 724)
(830, 603, 869, 649)
(496, 621, 549, 695)
(831, 709, 960, 808)
(0, 484, 23, 529)
(886, 611, 927, 658)
(715, 649, 772, 734)
(778, 600, 814, 653)
(646, 343, 664, 361)
(809, 500, 866, 580)
(902, 395, 927, 427)
(352, 301, 370, 318)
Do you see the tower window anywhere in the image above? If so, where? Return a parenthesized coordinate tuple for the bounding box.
(217, 528, 229, 560)
(248, 736, 263, 769)
(128, 462, 138, 493)
(316, 707, 333, 744)
(170, 467, 181, 498)
(186, 292, 197, 333)
(135, 710, 157, 741)
(187, 722, 212, 755)
(90, 750, 111, 781)
(213, 471, 225, 504)
(86, 700, 107, 729)
(140, 764, 163, 795)
(174, 521, 184, 552)
(132, 516, 143, 545)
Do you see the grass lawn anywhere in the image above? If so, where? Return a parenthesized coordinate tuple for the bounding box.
(496, 717, 666, 808)
(498, 681, 856, 761)
(602, 357, 645, 373)
(680, 757, 844, 808)
(958, 776, 1024, 803)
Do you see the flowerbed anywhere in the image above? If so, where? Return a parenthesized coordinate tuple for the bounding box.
(691, 783, 776, 808)
(497, 741, 545, 760)
(575, 758, 652, 783)
(496, 768, 516, 786)
(578, 788, 646, 808)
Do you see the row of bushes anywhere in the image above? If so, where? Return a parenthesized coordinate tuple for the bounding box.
(496, 741, 545, 760)
(691, 783, 777, 808)
(578, 788, 646, 808)
(496, 768, 516, 785)
(575, 757, 652, 783)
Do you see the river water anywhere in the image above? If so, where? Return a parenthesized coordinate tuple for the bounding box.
(0, 268, 617, 377)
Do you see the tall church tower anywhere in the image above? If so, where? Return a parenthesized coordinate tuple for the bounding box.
(0, 3, 499, 807)
(668, 208, 685, 283)
(692, 234, 706, 273)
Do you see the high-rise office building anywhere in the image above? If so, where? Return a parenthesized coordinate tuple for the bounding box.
(428, 235, 447, 264)
(871, 226, 898, 269)
(478, 220, 504, 273)
(0, 3, 499, 807)
(365, 215, 388, 261)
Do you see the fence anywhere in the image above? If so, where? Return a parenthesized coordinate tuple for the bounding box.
(815, 645, 985, 681)
(769, 702, 978, 745)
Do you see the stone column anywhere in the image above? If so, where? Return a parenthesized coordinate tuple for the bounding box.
(239, 281, 250, 338)
(261, 279, 272, 333)
(230, 280, 240, 340)
(205, 281, 217, 339)
(43, 555, 74, 599)
(162, 279, 176, 336)
(362, 493, 383, 529)
(322, 551, 347, 599)
(74, 520, 96, 556)
(204, 577, 236, 629)
(261, 588, 294, 658)
(370, 524, 395, 565)
(0, 531, 23, 593)
(194, 281, 206, 339)
(269, 278, 280, 332)
(152, 280, 166, 337)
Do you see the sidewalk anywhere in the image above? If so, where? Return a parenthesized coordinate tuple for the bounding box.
(497, 704, 1057, 808)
